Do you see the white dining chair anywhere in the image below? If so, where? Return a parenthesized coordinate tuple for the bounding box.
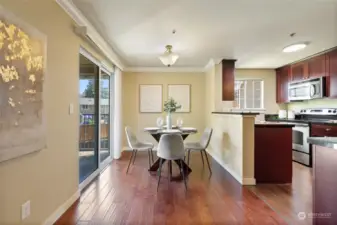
(125, 126, 154, 173)
(157, 133, 187, 192)
(184, 128, 213, 175)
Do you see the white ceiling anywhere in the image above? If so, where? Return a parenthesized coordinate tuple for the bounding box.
(72, 0, 337, 69)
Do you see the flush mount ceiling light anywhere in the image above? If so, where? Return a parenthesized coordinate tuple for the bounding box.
(159, 45, 179, 67)
(283, 42, 308, 53)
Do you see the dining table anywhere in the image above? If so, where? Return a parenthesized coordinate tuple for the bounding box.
(144, 127, 197, 181)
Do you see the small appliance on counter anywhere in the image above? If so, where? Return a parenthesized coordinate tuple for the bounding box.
(287, 110, 295, 119)
(278, 110, 287, 119)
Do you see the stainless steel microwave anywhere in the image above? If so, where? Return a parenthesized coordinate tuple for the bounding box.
(288, 77, 325, 101)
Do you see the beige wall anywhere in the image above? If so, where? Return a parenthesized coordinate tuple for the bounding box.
(122, 72, 205, 147)
(0, 0, 112, 224)
(207, 114, 255, 185)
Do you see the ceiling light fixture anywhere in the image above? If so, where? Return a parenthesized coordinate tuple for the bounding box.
(159, 45, 179, 67)
(283, 42, 308, 53)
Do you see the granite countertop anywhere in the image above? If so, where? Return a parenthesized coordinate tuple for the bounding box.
(307, 137, 337, 150)
(212, 111, 260, 115)
(255, 121, 296, 128)
(266, 118, 337, 126)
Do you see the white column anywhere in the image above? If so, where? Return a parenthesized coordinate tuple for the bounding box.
(113, 67, 122, 159)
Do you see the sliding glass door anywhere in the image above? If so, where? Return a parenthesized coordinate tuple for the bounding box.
(99, 69, 111, 163)
(78, 51, 114, 185)
(79, 54, 99, 183)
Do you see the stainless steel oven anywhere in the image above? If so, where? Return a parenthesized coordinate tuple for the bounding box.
(292, 123, 311, 166)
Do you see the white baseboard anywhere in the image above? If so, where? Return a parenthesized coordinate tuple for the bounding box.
(43, 190, 80, 225)
(206, 149, 256, 186)
(243, 177, 256, 185)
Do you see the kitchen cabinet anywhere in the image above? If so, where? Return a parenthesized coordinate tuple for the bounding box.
(291, 61, 309, 81)
(326, 48, 337, 98)
(308, 54, 326, 78)
(276, 66, 290, 103)
(222, 59, 236, 101)
(311, 124, 337, 137)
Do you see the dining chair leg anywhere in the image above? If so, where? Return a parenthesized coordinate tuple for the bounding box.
(126, 150, 135, 174)
(168, 160, 172, 185)
(179, 159, 187, 192)
(200, 150, 205, 166)
(150, 148, 154, 163)
(157, 158, 163, 192)
(132, 149, 138, 164)
(187, 149, 191, 166)
(147, 149, 151, 169)
(203, 150, 212, 175)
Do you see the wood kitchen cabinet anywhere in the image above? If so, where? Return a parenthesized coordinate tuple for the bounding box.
(276, 66, 290, 103)
(222, 59, 236, 101)
(326, 48, 337, 98)
(308, 54, 326, 78)
(311, 124, 337, 137)
(291, 61, 309, 81)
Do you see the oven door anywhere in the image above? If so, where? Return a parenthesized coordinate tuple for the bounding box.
(292, 124, 310, 153)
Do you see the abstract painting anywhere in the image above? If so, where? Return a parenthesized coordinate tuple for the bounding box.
(0, 7, 46, 163)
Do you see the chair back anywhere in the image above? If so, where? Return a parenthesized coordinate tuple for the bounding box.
(157, 134, 185, 160)
(125, 126, 138, 149)
(200, 128, 213, 149)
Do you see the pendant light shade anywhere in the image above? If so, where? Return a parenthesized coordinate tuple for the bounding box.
(159, 45, 179, 67)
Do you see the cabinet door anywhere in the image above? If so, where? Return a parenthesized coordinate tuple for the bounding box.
(291, 62, 308, 81)
(276, 66, 290, 103)
(308, 54, 326, 78)
(327, 48, 337, 98)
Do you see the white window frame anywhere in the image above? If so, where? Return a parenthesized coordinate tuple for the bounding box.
(234, 79, 265, 111)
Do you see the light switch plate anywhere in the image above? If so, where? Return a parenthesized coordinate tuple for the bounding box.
(21, 200, 30, 220)
(69, 103, 74, 115)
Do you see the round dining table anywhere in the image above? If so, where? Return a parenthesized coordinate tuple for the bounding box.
(144, 127, 197, 181)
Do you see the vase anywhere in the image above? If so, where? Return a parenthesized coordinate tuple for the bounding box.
(166, 113, 172, 130)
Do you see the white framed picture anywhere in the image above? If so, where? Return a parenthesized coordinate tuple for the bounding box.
(168, 84, 191, 113)
(139, 84, 163, 113)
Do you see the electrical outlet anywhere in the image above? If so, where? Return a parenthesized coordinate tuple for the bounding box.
(21, 200, 30, 220)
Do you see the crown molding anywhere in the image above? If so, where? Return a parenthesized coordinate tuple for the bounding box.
(124, 67, 205, 73)
(55, 0, 125, 70)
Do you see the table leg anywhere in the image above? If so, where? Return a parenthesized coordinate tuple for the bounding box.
(149, 157, 166, 172)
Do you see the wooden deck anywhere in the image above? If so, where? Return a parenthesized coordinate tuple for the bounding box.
(56, 151, 312, 225)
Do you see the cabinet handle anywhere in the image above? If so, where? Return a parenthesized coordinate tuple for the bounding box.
(326, 128, 331, 131)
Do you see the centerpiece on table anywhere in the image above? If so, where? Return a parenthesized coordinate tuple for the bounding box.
(163, 97, 181, 130)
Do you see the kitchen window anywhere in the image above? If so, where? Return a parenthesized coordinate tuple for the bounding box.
(234, 79, 264, 110)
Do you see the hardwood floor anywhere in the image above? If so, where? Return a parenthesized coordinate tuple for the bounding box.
(55, 152, 311, 225)
(249, 163, 312, 225)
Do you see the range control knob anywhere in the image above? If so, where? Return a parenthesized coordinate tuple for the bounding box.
(333, 110, 337, 114)
(328, 110, 332, 113)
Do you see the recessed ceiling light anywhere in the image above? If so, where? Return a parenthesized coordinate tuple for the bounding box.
(283, 43, 308, 53)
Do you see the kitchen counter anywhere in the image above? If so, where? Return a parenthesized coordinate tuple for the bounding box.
(255, 123, 293, 183)
(307, 137, 337, 150)
(255, 121, 295, 128)
(310, 137, 337, 224)
(266, 118, 337, 126)
(212, 111, 260, 115)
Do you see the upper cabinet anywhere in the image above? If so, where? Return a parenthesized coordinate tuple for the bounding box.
(326, 48, 337, 98)
(308, 54, 326, 78)
(222, 59, 236, 101)
(291, 61, 308, 81)
(276, 47, 337, 103)
(276, 66, 290, 103)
